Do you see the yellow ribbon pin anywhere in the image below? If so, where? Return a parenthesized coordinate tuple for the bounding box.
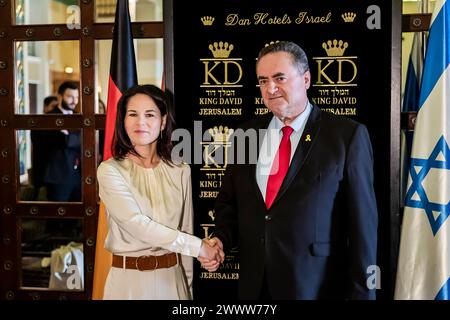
(305, 134, 311, 142)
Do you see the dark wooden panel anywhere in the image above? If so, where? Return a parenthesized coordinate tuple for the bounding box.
(93, 22, 163, 39)
(0, 0, 164, 300)
(402, 13, 431, 32)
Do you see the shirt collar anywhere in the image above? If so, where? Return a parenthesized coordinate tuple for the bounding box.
(273, 101, 312, 132)
(58, 105, 74, 115)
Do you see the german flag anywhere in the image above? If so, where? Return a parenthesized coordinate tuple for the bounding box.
(92, 0, 137, 300)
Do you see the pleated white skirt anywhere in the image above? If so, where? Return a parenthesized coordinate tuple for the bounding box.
(103, 265, 191, 300)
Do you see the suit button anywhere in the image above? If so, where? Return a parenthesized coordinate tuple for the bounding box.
(265, 214, 272, 221)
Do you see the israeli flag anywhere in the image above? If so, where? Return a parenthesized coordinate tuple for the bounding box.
(395, 0, 450, 299)
(400, 33, 424, 204)
(402, 32, 424, 112)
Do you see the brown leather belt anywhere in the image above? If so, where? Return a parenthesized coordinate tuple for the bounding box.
(112, 252, 177, 271)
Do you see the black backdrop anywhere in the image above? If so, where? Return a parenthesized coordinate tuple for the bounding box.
(167, 0, 400, 300)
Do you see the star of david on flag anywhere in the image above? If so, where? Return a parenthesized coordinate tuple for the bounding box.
(405, 136, 450, 235)
(395, 0, 450, 300)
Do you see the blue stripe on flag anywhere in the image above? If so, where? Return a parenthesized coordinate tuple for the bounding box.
(403, 58, 420, 112)
(419, 0, 450, 107)
(403, 33, 422, 112)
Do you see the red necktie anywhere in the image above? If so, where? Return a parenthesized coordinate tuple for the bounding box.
(265, 126, 294, 209)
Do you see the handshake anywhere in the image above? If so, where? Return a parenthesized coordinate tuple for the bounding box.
(197, 237, 225, 272)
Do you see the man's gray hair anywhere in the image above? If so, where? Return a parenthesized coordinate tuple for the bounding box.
(257, 41, 310, 74)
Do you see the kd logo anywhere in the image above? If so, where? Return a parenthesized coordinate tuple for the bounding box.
(201, 42, 243, 87)
(315, 59, 358, 85)
(203, 60, 243, 86)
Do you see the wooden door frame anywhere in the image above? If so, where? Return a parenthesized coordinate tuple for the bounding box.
(0, 0, 164, 300)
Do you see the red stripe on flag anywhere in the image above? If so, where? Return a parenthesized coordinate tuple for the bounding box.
(103, 77, 122, 161)
(92, 78, 122, 300)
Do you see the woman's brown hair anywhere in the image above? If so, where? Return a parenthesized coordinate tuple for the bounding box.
(112, 84, 175, 164)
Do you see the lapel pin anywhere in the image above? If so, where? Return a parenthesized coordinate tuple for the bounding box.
(305, 134, 311, 142)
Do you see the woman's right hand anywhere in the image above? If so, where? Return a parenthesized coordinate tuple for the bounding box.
(197, 238, 224, 272)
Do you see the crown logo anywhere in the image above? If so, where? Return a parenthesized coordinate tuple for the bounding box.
(209, 41, 234, 58)
(209, 126, 234, 143)
(264, 40, 280, 47)
(322, 39, 348, 57)
(341, 12, 356, 22)
(201, 16, 215, 26)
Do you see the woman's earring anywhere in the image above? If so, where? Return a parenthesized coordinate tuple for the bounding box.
(160, 130, 163, 140)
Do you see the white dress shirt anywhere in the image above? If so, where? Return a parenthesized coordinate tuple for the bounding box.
(256, 102, 312, 201)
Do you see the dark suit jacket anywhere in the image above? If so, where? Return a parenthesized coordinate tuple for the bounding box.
(30, 130, 51, 190)
(43, 107, 81, 185)
(214, 105, 378, 300)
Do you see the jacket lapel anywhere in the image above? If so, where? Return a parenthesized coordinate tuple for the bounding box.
(271, 105, 322, 207)
(249, 115, 272, 208)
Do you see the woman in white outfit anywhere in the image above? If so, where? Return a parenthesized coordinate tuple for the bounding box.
(97, 84, 223, 300)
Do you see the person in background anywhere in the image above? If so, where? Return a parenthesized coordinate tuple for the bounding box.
(201, 41, 378, 300)
(43, 95, 58, 114)
(29, 95, 59, 200)
(43, 81, 82, 201)
(29, 95, 65, 199)
(97, 84, 224, 300)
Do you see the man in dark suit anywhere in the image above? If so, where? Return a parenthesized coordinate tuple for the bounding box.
(29, 96, 60, 200)
(43, 81, 81, 201)
(201, 42, 378, 299)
